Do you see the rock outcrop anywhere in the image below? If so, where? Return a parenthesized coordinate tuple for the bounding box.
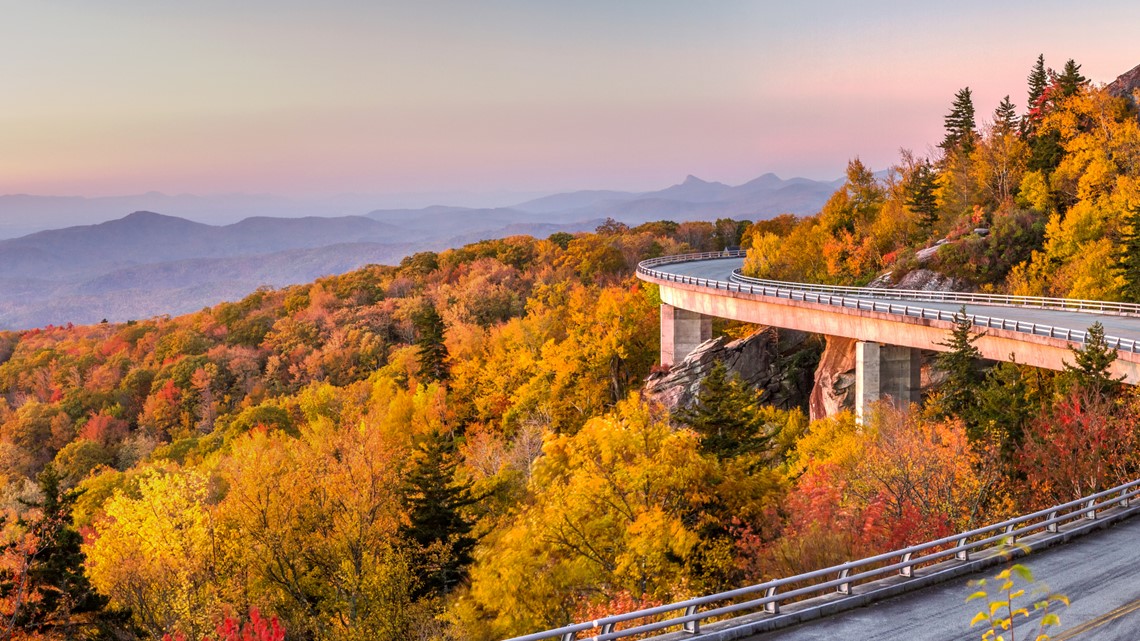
(808, 336, 857, 420)
(1107, 62, 1140, 105)
(643, 327, 819, 412)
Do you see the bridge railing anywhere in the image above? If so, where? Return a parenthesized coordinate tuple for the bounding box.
(505, 479, 1140, 641)
(638, 251, 1140, 316)
(636, 252, 1140, 353)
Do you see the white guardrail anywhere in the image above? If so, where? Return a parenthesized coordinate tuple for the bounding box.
(635, 251, 1140, 353)
(506, 479, 1140, 641)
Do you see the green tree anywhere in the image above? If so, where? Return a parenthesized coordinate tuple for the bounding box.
(905, 160, 940, 233)
(1063, 322, 1123, 397)
(1114, 206, 1140, 303)
(993, 95, 1019, 135)
(934, 308, 986, 433)
(941, 87, 978, 155)
(413, 303, 449, 383)
(674, 361, 771, 459)
(1, 466, 125, 639)
(401, 431, 478, 599)
(1026, 54, 1048, 116)
(1056, 58, 1087, 98)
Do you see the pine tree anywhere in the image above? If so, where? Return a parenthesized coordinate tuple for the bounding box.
(934, 308, 986, 430)
(1026, 54, 1048, 114)
(1056, 59, 1087, 98)
(1063, 322, 1123, 397)
(905, 160, 940, 234)
(674, 361, 771, 459)
(413, 303, 449, 383)
(941, 87, 977, 155)
(1114, 206, 1140, 303)
(993, 95, 1019, 135)
(0, 466, 125, 638)
(401, 431, 478, 599)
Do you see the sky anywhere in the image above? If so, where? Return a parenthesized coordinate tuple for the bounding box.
(1, 0, 1138, 200)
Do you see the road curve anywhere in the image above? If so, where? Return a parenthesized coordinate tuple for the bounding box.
(655, 257, 1140, 344)
(744, 515, 1140, 641)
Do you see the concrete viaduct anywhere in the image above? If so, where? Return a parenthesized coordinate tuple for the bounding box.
(637, 251, 1140, 418)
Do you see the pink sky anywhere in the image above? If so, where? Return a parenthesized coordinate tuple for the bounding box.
(2, 1, 1138, 198)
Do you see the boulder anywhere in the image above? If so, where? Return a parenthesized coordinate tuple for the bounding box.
(643, 327, 818, 412)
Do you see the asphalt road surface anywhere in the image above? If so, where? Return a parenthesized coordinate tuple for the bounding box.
(741, 516, 1140, 641)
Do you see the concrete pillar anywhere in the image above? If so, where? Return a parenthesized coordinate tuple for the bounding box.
(660, 304, 712, 366)
(855, 341, 921, 422)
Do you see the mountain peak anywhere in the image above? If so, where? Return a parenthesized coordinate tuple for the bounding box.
(681, 174, 709, 185)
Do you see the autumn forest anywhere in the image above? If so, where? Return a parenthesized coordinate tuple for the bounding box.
(1, 55, 1140, 641)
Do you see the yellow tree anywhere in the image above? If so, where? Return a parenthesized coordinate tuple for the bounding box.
(85, 468, 238, 640)
(454, 397, 710, 638)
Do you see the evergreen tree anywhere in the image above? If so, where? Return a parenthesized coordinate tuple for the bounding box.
(1114, 206, 1140, 303)
(940, 87, 977, 155)
(1063, 322, 1124, 397)
(934, 308, 986, 430)
(905, 160, 940, 234)
(1056, 59, 1087, 98)
(674, 361, 771, 459)
(0, 466, 125, 639)
(993, 95, 1019, 135)
(973, 359, 1037, 463)
(413, 303, 449, 383)
(1027, 54, 1048, 111)
(401, 431, 478, 599)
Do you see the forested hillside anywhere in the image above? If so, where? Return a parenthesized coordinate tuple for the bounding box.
(744, 56, 1140, 302)
(0, 55, 1138, 641)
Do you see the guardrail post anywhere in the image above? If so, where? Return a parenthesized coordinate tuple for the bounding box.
(955, 536, 969, 561)
(900, 552, 915, 577)
(1121, 491, 1132, 508)
(601, 623, 614, 635)
(561, 632, 575, 641)
(764, 587, 779, 614)
(1047, 510, 1060, 532)
(682, 605, 699, 634)
(1085, 499, 1097, 520)
(837, 568, 852, 595)
(1004, 523, 1017, 543)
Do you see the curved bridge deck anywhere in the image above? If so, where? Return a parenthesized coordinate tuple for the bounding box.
(637, 254, 1140, 384)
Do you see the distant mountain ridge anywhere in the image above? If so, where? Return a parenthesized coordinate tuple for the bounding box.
(0, 172, 842, 329)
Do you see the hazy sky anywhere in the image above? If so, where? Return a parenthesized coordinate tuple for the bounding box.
(2, 1, 1138, 198)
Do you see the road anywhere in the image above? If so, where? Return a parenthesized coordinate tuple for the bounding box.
(657, 257, 1140, 343)
(743, 515, 1140, 641)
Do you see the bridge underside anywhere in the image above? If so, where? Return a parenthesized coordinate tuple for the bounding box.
(653, 281, 1140, 415)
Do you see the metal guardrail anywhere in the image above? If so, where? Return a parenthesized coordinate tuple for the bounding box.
(506, 478, 1140, 641)
(635, 251, 1140, 353)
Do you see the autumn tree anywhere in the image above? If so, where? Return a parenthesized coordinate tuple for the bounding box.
(1019, 387, 1140, 505)
(1024, 54, 1048, 133)
(401, 431, 478, 599)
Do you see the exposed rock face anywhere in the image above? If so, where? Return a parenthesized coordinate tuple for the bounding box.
(867, 268, 969, 292)
(809, 336, 857, 420)
(1107, 62, 1140, 104)
(643, 327, 819, 412)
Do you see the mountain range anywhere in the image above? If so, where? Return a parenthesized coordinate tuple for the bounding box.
(0, 173, 841, 329)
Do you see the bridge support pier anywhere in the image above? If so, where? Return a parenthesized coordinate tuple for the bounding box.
(855, 341, 921, 422)
(660, 304, 711, 367)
